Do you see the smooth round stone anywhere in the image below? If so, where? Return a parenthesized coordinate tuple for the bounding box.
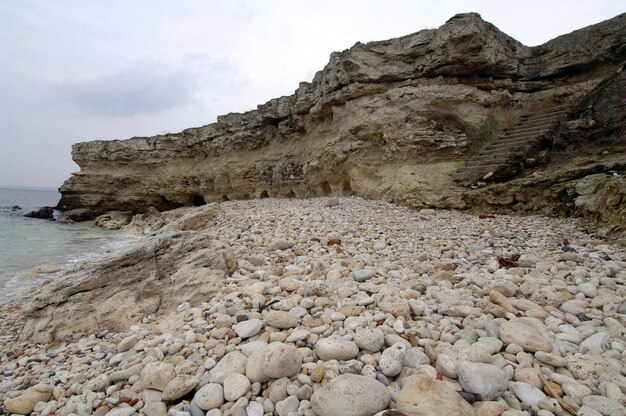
(518, 254, 541, 267)
(285, 329, 310, 343)
(534, 351, 567, 367)
(162, 375, 198, 401)
(311, 374, 390, 416)
(435, 354, 457, 379)
(562, 381, 592, 398)
(141, 362, 176, 391)
(580, 332, 611, 353)
(499, 321, 552, 352)
(577, 405, 605, 416)
(240, 340, 268, 357)
(279, 278, 302, 292)
(315, 338, 359, 361)
(85, 374, 109, 392)
(403, 348, 430, 368)
(561, 299, 589, 315)
(582, 395, 625, 416)
(578, 283, 598, 298)
(276, 395, 300, 416)
(515, 367, 543, 389)
(117, 334, 140, 352)
(5, 384, 53, 415)
(379, 343, 406, 377)
(457, 361, 509, 401)
(246, 401, 264, 416)
(143, 402, 168, 416)
(511, 382, 548, 407)
(193, 384, 224, 411)
(358, 297, 375, 306)
(232, 319, 262, 338)
(354, 327, 385, 352)
(289, 307, 308, 318)
(353, 269, 376, 282)
(105, 408, 137, 416)
(223, 373, 250, 402)
(262, 342, 303, 378)
(208, 351, 247, 384)
(266, 311, 298, 329)
(246, 352, 270, 383)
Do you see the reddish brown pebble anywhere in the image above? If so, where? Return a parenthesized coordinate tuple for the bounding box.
(227, 330, 237, 339)
(327, 238, 341, 246)
(335, 246, 343, 253)
(119, 396, 133, 403)
(310, 366, 325, 383)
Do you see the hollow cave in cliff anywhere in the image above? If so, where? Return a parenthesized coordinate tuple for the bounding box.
(190, 194, 207, 206)
(321, 181, 332, 195)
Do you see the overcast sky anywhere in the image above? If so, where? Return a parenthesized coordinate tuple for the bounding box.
(1, 1, 623, 188)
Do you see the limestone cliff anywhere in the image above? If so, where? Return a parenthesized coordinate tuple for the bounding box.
(58, 13, 626, 223)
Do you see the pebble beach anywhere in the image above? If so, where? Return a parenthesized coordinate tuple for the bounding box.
(1, 197, 625, 416)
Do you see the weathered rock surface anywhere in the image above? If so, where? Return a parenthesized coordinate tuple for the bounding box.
(397, 375, 474, 416)
(310, 374, 390, 416)
(57, 13, 626, 238)
(5, 383, 53, 414)
(19, 207, 236, 342)
(24, 206, 54, 219)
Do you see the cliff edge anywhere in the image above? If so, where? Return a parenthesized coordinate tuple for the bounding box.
(57, 13, 626, 239)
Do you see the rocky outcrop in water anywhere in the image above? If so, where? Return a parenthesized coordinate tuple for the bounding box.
(57, 13, 626, 218)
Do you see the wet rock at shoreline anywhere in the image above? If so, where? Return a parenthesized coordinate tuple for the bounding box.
(24, 206, 54, 219)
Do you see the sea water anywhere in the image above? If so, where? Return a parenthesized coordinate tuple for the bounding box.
(0, 186, 134, 303)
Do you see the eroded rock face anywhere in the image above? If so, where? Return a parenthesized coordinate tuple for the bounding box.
(19, 206, 236, 342)
(57, 13, 626, 215)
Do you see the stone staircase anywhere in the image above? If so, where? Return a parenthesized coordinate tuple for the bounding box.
(453, 106, 567, 186)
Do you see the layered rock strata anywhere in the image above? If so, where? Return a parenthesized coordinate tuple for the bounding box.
(57, 13, 626, 216)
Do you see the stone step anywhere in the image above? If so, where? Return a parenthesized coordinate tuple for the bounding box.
(455, 166, 503, 178)
(478, 147, 528, 158)
(520, 106, 566, 117)
(493, 131, 550, 142)
(519, 112, 563, 123)
(469, 153, 521, 163)
(454, 105, 567, 185)
(483, 144, 533, 154)
(502, 124, 552, 135)
(488, 136, 540, 146)
(520, 112, 564, 123)
(482, 139, 536, 150)
(466, 158, 521, 169)
(513, 119, 559, 130)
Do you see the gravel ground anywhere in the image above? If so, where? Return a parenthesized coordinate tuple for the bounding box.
(1, 197, 624, 416)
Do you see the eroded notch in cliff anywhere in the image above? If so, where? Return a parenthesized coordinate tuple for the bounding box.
(191, 194, 207, 206)
(321, 181, 332, 195)
(343, 180, 354, 196)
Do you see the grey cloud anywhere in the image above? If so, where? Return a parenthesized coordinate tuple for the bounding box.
(59, 56, 238, 117)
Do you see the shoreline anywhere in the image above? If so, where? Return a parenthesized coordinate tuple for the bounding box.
(1, 197, 625, 416)
(0, 223, 139, 308)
